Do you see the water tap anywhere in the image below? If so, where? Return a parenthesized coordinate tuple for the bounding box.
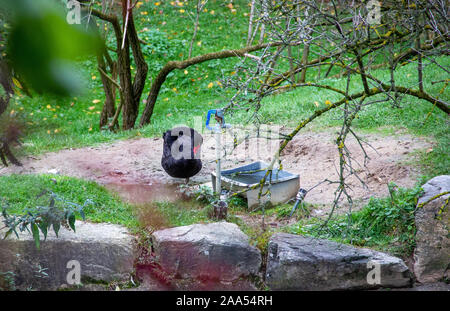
(289, 188, 308, 217)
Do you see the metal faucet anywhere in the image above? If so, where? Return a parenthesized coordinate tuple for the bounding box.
(289, 188, 308, 217)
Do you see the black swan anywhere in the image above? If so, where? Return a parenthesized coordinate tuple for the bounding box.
(161, 126, 203, 183)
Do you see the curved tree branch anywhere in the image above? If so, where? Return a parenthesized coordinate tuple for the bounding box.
(138, 41, 297, 127)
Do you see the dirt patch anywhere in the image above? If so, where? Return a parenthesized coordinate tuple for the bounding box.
(104, 183, 182, 205)
(280, 131, 432, 208)
(0, 130, 432, 207)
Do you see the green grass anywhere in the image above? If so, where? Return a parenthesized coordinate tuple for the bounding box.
(0, 174, 214, 230)
(151, 200, 210, 227)
(0, 174, 139, 229)
(284, 183, 424, 258)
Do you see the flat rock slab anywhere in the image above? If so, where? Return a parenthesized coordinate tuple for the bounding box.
(266, 233, 412, 290)
(414, 175, 450, 283)
(151, 222, 261, 282)
(0, 219, 135, 290)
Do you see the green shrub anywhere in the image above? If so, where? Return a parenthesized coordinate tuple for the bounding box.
(293, 183, 424, 257)
(1, 190, 91, 249)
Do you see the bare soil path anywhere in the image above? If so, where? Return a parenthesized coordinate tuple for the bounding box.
(0, 130, 433, 207)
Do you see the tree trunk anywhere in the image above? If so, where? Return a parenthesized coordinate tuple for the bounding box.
(91, 6, 147, 131)
(127, 12, 148, 114)
(247, 0, 256, 46)
(259, 0, 267, 44)
(0, 140, 22, 167)
(298, 43, 309, 83)
(98, 51, 117, 128)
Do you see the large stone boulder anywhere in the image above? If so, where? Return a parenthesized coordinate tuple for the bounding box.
(414, 175, 450, 283)
(266, 233, 411, 290)
(0, 219, 136, 290)
(151, 222, 261, 282)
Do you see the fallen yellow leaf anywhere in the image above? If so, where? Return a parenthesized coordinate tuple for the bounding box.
(12, 77, 22, 89)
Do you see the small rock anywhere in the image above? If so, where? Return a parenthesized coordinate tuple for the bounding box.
(311, 209, 325, 216)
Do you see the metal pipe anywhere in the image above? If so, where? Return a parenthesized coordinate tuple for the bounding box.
(215, 130, 221, 196)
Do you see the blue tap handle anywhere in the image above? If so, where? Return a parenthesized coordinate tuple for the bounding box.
(206, 109, 231, 131)
(205, 109, 217, 131)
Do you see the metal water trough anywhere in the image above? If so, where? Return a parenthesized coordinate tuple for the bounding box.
(211, 161, 299, 209)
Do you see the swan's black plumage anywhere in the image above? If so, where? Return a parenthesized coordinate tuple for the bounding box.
(161, 127, 203, 182)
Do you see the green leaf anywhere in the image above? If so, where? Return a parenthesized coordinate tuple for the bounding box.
(12, 228, 19, 239)
(3, 0, 101, 96)
(68, 213, 76, 232)
(31, 222, 40, 250)
(38, 221, 48, 240)
(53, 221, 60, 238)
(3, 229, 13, 240)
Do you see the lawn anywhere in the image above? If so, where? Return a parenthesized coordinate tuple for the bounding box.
(0, 174, 139, 229)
